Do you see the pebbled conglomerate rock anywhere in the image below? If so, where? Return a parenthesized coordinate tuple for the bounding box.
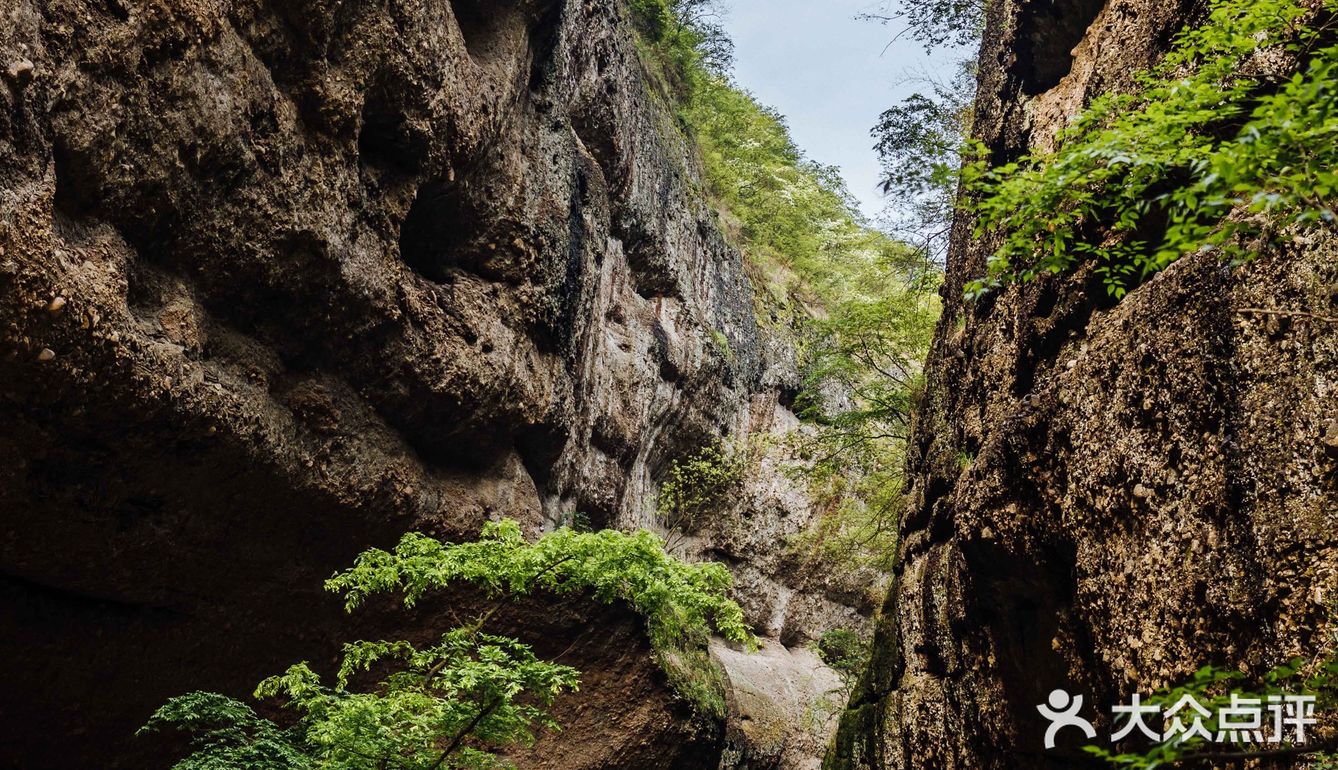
(826, 1, 1338, 768)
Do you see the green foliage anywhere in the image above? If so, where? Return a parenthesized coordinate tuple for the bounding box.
(816, 629, 870, 689)
(656, 646, 730, 721)
(872, 60, 978, 262)
(675, 53, 941, 578)
(963, 0, 1338, 300)
(629, 0, 731, 99)
(138, 692, 309, 770)
(857, 0, 987, 51)
(144, 521, 757, 768)
(708, 328, 735, 362)
(139, 628, 578, 770)
(673, 29, 940, 575)
(1086, 657, 1338, 769)
(656, 444, 745, 545)
(328, 520, 757, 654)
(635, 0, 942, 573)
(683, 73, 937, 305)
(783, 234, 936, 570)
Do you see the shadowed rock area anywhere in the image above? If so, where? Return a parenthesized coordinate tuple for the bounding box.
(825, 1, 1338, 768)
(0, 0, 863, 767)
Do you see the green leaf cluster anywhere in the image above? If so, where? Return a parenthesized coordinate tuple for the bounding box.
(656, 444, 745, 540)
(140, 628, 577, 770)
(628, 0, 731, 99)
(327, 520, 757, 654)
(815, 629, 870, 689)
(871, 60, 978, 262)
(138, 692, 310, 770)
(142, 521, 756, 769)
(964, 0, 1338, 299)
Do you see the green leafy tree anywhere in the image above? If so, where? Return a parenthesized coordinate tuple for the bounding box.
(138, 692, 309, 770)
(141, 521, 756, 769)
(788, 242, 938, 570)
(655, 445, 746, 552)
(872, 60, 978, 264)
(140, 629, 576, 770)
(815, 629, 870, 691)
(328, 520, 756, 652)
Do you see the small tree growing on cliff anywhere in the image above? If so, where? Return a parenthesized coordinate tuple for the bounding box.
(655, 445, 746, 553)
(140, 520, 756, 769)
(141, 630, 577, 770)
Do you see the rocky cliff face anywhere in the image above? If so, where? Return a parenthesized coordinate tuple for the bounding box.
(0, 1, 859, 767)
(827, 1, 1338, 768)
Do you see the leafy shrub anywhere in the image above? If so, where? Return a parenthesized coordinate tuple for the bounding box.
(138, 692, 310, 770)
(142, 521, 756, 769)
(1086, 657, 1338, 768)
(657, 646, 731, 721)
(656, 444, 745, 548)
(816, 629, 869, 687)
(629, 0, 731, 99)
(329, 520, 756, 653)
(140, 628, 577, 770)
(963, 0, 1338, 299)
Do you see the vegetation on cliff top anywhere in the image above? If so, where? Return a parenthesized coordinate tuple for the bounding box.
(631, 0, 942, 569)
(964, 0, 1338, 299)
(330, 520, 755, 653)
(141, 522, 753, 769)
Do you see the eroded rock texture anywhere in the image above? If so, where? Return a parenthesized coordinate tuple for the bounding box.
(827, 1, 1338, 768)
(0, 0, 855, 767)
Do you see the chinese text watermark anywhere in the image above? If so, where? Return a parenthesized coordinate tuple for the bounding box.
(1037, 689, 1317, 750)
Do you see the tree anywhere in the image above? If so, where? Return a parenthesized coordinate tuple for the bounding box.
(655, 445, 746, 554)
(789, 241, 939, 570)
(871, 60, 977, 265)
(630, 0, 733, 87)
(140, 521, 756, 770)
(141, 630, 578, 770)
(856, 0, 987, 52)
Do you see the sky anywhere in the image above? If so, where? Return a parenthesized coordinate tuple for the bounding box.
(721, 0, 959, 221)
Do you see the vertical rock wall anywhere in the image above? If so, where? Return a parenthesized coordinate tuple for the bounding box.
(827, 1, 1338, 768)
(0, 0, 860, 767)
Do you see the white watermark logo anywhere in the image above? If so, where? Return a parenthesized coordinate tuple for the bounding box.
(1037, 689, 1097, 749)
(1036, 689, 1317, 749)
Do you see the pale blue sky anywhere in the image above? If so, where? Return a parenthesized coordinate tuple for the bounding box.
(721, 0, 959, 221)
